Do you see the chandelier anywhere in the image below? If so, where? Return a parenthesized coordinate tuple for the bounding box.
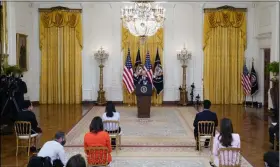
(121, 2, 165, 44)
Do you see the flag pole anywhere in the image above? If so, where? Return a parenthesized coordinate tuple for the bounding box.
(244, 56, 246, 107)
(244, 94, 247, 107)
(251, 57, 254, 108)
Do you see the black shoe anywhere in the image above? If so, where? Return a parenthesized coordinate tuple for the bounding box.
(30, 146, 37, 153)
(209, 161, 215, 167)
(196, 145, 199, 151)
(204, 141, 209, 148)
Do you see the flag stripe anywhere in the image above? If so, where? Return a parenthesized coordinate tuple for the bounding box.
(144, 52, 153, 85)
(241, 65, 251, 95)
(123, 49, 135, 94)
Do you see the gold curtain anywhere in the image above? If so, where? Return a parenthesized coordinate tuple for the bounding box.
(39, 9, 82, 104)
(122, 26, 164, 105)
(203, 8, 247, 104)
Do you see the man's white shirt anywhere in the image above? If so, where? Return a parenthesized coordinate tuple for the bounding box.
(37, 140, 67, 166)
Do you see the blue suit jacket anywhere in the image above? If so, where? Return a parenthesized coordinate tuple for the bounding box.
(137, 76, 151, 85)
(193, 109, 218, 135)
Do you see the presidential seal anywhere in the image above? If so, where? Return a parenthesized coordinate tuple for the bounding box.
(140, 86, 148, 93)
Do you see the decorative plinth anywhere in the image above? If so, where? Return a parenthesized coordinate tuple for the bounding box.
(178, 88, 188, 106)
(96, 90, 106, 105)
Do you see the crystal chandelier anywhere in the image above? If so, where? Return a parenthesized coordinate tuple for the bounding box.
(121, 2, 165, 44)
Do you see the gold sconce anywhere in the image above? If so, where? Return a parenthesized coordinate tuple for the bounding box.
(177, 44, 192, 106)
(94, 47, 109, 105)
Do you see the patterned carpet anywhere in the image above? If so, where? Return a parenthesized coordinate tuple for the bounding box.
(66, 106, 196, 146)
(65, 106, 253, 167)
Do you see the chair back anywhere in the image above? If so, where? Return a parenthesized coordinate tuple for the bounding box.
(103, 120, 120, 135)
(218, 147, 241, 167)
(198, 121, 215, 136)
(14, 121, 32, 137)
(85, 146, 109, 166)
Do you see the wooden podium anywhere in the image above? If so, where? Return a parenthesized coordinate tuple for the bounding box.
(135, 83, 152, 118)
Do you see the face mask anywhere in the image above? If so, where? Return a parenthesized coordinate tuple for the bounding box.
(61, 140, 66, 146)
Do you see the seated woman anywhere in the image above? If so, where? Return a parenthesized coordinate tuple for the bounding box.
(102, 101, 121, 146)
(212, 118, 240, 167)
(84, 116, 112, 165)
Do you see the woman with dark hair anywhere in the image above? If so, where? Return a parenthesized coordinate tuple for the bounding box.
(84, 116, 112, 165)
(102, 102, 121, 146)
(66, 154, 86, 167)
(212, 118, 240, 166)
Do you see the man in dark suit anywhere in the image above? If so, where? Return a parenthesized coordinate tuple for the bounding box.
(269, 120, 279, 149)
(193, 100, 218, 150)
(135, 70, 151, 85)
(16, 100, 42, 152)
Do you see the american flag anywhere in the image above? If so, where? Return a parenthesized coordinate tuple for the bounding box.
(241, 64, 251, 95)
(123, 49, 134, 94)
(144, 51, 153, 84)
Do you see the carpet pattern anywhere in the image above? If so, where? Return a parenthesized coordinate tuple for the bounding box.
(66, 107, 196, 146)
(65, 106, 253, 167)
(65, 147, 252, 167)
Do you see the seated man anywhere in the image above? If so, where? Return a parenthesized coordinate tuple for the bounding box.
(193, 100, 218, 150)
(37, 131, 68, 167)
(16, 100, 42, 152)
(269, 120, 279, 149)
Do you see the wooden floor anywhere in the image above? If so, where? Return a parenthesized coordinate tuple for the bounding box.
(0, 104, 272, 167)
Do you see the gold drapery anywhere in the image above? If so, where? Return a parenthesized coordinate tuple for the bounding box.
(39, 9, 82, 104)
(203, 7, 247, 104)
(122, 26, 164, 105)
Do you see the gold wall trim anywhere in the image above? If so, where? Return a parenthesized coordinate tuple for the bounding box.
(39, 6, 82, 12)
(204, 5, 247, 12)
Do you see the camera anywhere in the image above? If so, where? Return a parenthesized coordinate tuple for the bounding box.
(0, 74, 20, 96)
(0, 74, 23, 117)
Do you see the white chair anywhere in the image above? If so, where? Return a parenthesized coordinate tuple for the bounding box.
(197, 121, 215, 152)
(218, 147, 241, 167)
(103, 120, 121, 153)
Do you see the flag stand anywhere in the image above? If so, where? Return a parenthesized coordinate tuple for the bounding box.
(128, 93, 131, 107)
(244, 95, 247, 107)
(251, 96, 254, 108)
(155, 93, 159, 107)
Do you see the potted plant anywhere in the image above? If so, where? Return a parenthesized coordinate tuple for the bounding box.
(3, 65, 22, 76)
(267, 61, 279, 80)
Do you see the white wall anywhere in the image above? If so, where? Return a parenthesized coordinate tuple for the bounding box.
(6, 2, 40, 101)
(7, 2, 258, 103)
(253, 2, 279, 108)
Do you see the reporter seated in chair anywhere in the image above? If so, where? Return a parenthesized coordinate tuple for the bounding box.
(193, 100, 218, 150)
(102, 101, 121, 147)
(16, 100, 42, 152)
(84, 116, 112, 165)
(212, 118, 240, 167)
(269, 119, 279, 150)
